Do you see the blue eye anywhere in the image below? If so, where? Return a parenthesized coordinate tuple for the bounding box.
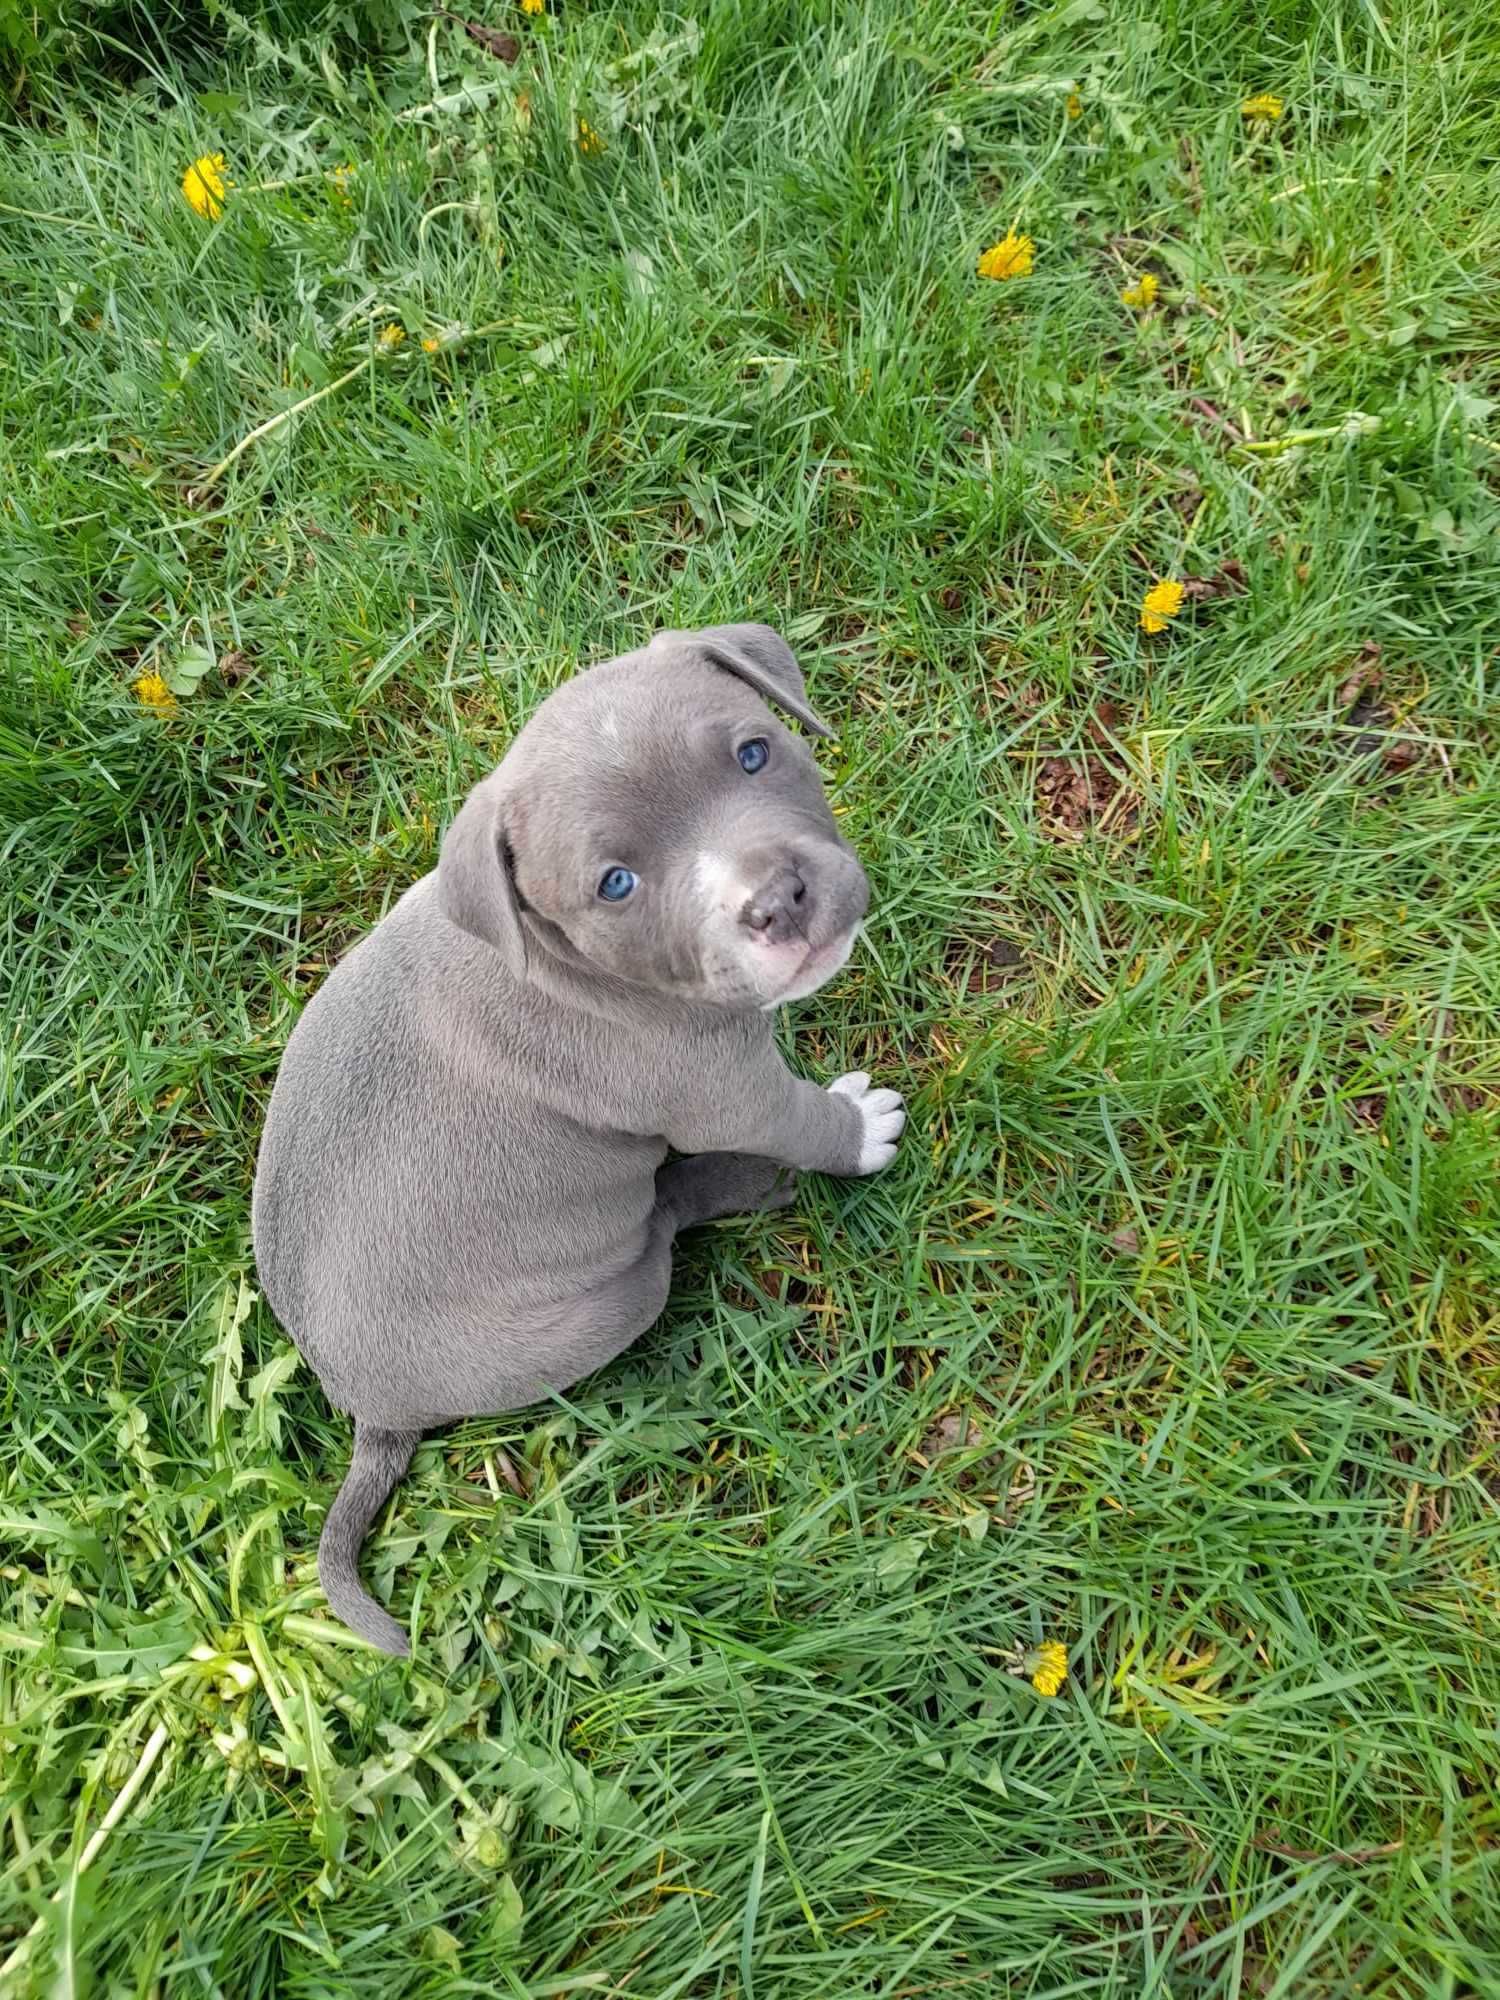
(598, 867, 637, 902)
(737, 738, 769, 774)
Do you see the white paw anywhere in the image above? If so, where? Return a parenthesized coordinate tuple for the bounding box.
(828, 1070, 906, 1175)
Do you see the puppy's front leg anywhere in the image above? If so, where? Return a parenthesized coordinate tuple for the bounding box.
(656, 1153, 797, 1229)
(665, 1060, 905, 1179)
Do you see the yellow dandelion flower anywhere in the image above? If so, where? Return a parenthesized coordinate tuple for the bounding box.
(421, 335, 442, 353)
(182, 153, 229, 220)
(1120, 271, 1159, 310)
(377, 324, 406, 350)
(1241, 92, 1284, 121)
(1030, 1640, 1068, 1698)
(521, 0, 544, 13)
(1140, 578, 1185, 633)
(1066, 92, 1082, 120)
(978, 230, 1034, 281)
(134, 670, 178, 715)
(578, 119, 605, 155)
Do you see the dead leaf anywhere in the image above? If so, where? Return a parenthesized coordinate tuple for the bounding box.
(463, 1448, 527, 1495)
(946, 936, 1024, 996)
(1084, 697, 1119, 746)
(1107, 1225, 1140, 1255)
(1336, 644, 1394, 758)
(1034, 753, 1135, 841)
(434, 10, 520, 61)
(1338, 641, 1383, 712)
(923, 1412, 985, 1459)
(1178, 134, 1202, 211)
(1332, 642, 1425, 779)
(494, 1449, 527, 1497)
(993, 678, 1044, 716)
(218, 648, 253, 685)
(1167, 483, 1204, 523)
(1178, 560, 1248, 602)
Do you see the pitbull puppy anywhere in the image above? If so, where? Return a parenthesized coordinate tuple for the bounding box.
(252, 624, 904, 1653)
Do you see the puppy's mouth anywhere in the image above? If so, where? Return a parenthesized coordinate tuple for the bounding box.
(759, 925, 858, 1008)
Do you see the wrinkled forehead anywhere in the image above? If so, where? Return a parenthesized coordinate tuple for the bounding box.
(536, 651, 766, 747)
(508, 653, 776, 857)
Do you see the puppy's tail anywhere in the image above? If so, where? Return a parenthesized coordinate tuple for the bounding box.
(318, 1424, 422, 1656)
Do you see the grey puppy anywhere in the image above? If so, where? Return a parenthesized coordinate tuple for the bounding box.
(252, 624, 905, 1653)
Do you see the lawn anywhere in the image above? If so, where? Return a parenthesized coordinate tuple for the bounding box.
(4, 0, 1500, 1991)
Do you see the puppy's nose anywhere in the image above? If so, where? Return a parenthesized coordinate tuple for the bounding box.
(740, 863, 808, 942)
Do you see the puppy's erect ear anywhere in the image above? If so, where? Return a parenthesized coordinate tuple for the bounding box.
(437, 777, 527, 977)
(654, 623, 834, 738)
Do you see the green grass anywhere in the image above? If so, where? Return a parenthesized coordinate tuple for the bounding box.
(4, 0, 1500, 1991)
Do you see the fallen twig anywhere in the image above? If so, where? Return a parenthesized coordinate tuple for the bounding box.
(1251, 1828, 1403, 1866)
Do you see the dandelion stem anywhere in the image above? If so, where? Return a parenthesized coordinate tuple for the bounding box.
(0, 1722, 171, 1985)
(193, 319, 520, 494)
(0, 200, 108, 231)
(194, 355, 375, 492)
(76, 1724, 171, 1871)
(420, 1750, 483, 1815)
(276, 1612, 393, 1649)
(1236, 415, 1380, 454)
(418, 199, 482, 249)
(8, 1804, 42, 1897)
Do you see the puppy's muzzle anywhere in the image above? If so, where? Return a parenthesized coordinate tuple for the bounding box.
(740, 859, 808, 944)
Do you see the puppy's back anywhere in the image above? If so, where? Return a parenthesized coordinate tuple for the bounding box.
(251, 875, 667, 1425)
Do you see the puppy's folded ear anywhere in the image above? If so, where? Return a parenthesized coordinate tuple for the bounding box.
(437, 778, 527, 977)
(656, 623, 834, 738)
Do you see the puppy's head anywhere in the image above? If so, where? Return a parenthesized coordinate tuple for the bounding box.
(439, 624, 869, 1011)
